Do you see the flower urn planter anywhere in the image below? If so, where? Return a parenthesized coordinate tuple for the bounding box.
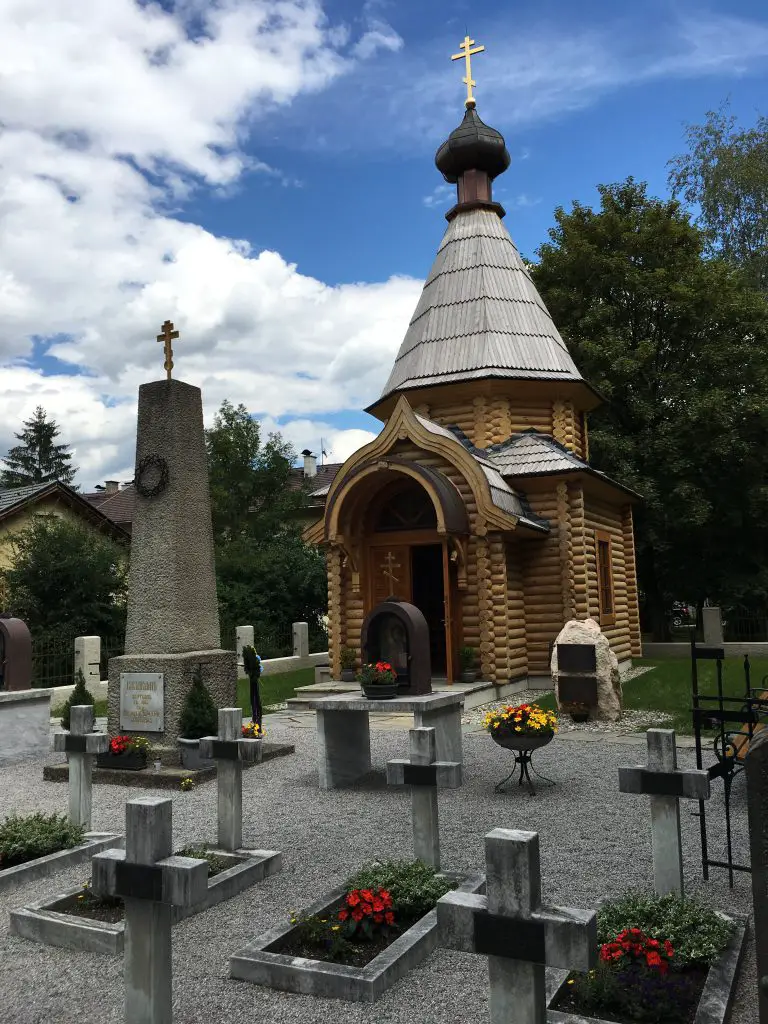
(491, 732, 554, 753)
(361, 682, 398, 700)
(340, 669, 357, 683)
(460, 669, 477, 684)
(95, 751, 147, 771)
(178, 738, 217, 771)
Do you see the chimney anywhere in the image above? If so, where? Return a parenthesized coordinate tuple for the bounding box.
(301, 449, 317, 478)
(105, 480, 120, 494)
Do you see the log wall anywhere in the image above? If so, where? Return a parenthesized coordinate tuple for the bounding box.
(582, 495, 637, 663)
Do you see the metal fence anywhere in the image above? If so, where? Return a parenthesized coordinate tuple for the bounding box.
(308, 622, 328, 654)
(31, 633, 126, 688)
(723, 613, 768, 642)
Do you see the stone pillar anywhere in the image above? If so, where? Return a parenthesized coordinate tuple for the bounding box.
(75, 636, 101, 687)
(702, 607, 724, 646)
(746, 731, 768, 1023)
(292, 621, 309, 659)
(107, 378, 237, 747)
(236, 626, 254, 674)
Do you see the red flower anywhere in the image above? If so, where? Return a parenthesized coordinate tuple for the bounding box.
(379, 890, 392, 907)
(360, 889, 374, 903)
(351, 909, 364, 922)
(372, 899, 384, 913)
(361, 903, 372, 916)
(373, 913, 383, 923)
(384, 911, 395, 925)
(338, 908, 349, 922)
(346, 891, 360, 907)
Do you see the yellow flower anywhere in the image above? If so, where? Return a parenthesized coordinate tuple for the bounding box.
(331, 925, 340, 931)
(567, 979, 574, 986)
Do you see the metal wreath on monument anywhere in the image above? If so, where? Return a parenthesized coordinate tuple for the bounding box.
(135, 454, 170, 498)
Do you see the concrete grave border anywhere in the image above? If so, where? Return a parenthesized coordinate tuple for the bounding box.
(546, 912, 747, 1024)
(10, 846, 281, 954)
(0, 833, 122, 893)
(229, 871, 484, 1003)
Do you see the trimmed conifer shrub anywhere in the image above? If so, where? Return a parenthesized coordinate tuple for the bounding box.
(178, 665, 218, 739)
(60, 669, 95, 730)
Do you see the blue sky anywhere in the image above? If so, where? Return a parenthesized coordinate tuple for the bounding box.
(1, 0, 766, 484)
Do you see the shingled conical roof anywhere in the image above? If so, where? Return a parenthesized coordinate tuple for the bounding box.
(369, 106, 585, 415)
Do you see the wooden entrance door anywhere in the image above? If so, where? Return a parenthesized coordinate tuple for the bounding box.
(368, 544, 411, 606)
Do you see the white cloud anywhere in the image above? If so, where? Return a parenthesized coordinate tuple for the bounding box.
(0, 0, 415, 487)
(422, 183, 454, 209)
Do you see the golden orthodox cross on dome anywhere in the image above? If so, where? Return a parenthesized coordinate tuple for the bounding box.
(156, 319, 179, 380)
(451, 34, 485, 108)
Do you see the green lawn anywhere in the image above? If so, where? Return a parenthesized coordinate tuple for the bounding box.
(531, 657, 767, 735)
(237, 667, 316, 716)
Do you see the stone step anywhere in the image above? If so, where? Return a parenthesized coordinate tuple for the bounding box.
(286, 678, 530, 712)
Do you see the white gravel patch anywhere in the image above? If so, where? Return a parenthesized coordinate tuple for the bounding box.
(0, 720, 757, 1024)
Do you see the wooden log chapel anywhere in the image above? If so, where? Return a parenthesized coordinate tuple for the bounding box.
(303, 54, 642, 686)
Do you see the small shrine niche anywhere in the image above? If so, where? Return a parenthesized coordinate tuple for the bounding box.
(0, 615, 33, 692)
(361, 599, 432, 695)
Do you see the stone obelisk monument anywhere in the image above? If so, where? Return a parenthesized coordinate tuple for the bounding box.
(107, 320, 236, 754)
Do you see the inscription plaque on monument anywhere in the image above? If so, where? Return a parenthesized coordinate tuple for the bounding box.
(120, 673, 164, 731)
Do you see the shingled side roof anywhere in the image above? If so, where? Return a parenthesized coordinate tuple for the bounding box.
(375, 208, 583, 402)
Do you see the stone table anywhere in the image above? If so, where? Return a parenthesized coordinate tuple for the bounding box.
(306, 690, 464, 790)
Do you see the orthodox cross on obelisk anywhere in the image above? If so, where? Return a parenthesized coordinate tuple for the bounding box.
(156, 319, 179, 380)
(451, 34, 485, 108)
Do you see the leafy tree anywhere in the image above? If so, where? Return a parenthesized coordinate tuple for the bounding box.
(0, 406, 78, 488)
(530, 178, 768, 638)
(1, 517, 127, 640)
(668, 104, 768, 292)
(205, 401, 327, 641)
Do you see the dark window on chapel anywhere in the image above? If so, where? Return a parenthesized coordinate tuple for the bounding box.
(596, 531, 615, 625)
(375, 484, 437, 532)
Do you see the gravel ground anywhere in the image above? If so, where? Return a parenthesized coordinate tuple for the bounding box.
(0, 721, 757, 1024)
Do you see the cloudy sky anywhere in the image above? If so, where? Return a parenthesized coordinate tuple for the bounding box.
(1, 0, 767, 488)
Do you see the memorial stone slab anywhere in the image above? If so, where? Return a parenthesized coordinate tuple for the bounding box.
(437, 829, 597, 1024)
(387, 727, 461, 869)
(92, 797, 207, 1024)
(746, 730, 768, 1023)
(53, 705, 109, 829)
(619, 729, 710, 897)
(74, 636, 101, 688)
(120, 673, 164, 732)
(199, 708, 263, 852)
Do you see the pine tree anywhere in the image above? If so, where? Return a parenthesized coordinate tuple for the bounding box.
(0, 406, 77, 488)
(178, 665, 219, 739)
(60, 670, 95, 730)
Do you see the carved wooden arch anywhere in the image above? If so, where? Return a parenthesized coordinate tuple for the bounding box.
(305, 395, 521, 546)
(325, 457, 469, 543)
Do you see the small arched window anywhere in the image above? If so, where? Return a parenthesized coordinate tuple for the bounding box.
(375, 483, 437, 532)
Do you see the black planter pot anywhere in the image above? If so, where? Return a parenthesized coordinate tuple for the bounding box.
(96, 751, 148, 771)
(361, 682, 399, 700)
(491, 732, 554, 753)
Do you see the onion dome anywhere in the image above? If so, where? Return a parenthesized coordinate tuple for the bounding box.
(435, 105, 511, 184)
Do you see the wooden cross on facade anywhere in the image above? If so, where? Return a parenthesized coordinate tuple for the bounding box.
(618, 728, 710, 897)
(451, 34, 485, 108)
(381, 550, 401, 588)
(156, 319, 179, 380)
(92, 797, 208, 1024)
(386, 726, 462, 869)
(437, 829, 597, 1024)
(199, 708, 264, 852)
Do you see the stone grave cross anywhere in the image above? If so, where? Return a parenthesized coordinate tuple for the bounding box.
(92, 797, 207, 1024)
(618, 728, 710, 897)
(53, 704, 109, 830)
(199, 708, 263, 852)
(437, 828, 597, 1024)
(386, 726, 461, 869)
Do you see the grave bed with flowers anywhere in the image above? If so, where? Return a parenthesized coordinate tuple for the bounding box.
(549, 890, 745, 1024)
(230, 859, 485, 1002)
(10, 843, 282, 954)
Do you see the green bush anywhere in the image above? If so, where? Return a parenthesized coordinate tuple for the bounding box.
(597, 890, 735, 967)
(0, 812, 85, 869)
(178, 665, 218, 739)
(347, 860, 457, 921)
(59, 669, 95, 730)
(175, 845, 231, 878)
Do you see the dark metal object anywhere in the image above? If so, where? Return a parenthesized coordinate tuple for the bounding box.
(403, 763, 438, 787)
(690, 636, 767, 886)
(361, 599, 432, 695)
(557, 675, 598, 706)
(473, 911, 546, 962)
(114, 862, 164, 901)
(210, 740, 240, 760)
(556, 644, 597, 673)
(0, 616, 32, 691)
(492, 737, 555, 797)
(64, 735, 89, 754)
(135, 454, 169, 498)
(745, 732, 768, 1022)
